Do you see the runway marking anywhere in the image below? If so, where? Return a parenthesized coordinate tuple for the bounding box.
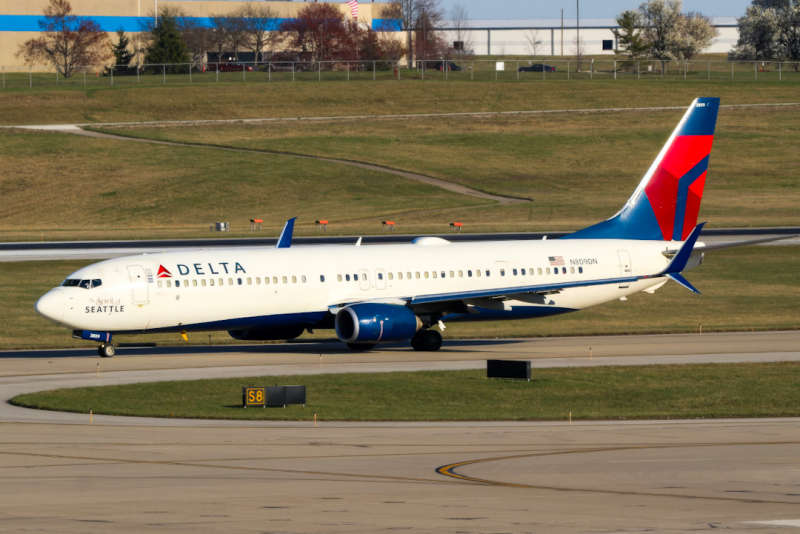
(436, 442, 800, 505)
(745, 520, 800, 527)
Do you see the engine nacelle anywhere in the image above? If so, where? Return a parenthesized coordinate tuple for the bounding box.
(335, 304, 422, 344)
(228, 325, 305, 341)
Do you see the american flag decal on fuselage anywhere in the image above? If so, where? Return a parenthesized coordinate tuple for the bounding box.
(549, 256, 565, 266)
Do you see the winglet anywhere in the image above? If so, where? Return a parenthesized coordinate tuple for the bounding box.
(662, 222, 705, 275)
(276, 218, 297, 249)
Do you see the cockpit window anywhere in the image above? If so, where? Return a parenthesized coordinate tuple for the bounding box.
(61, 279, 102, 289)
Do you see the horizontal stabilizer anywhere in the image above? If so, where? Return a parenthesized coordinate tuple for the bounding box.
(664, 234, 799, 256)
(661, 222, 705, 275)
(667, 273, 701, 294)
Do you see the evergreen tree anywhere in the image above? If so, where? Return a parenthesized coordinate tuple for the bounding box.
(613, 10, 647, 68)
(145, 14, 190, 74)
(106, 28, 135, 75)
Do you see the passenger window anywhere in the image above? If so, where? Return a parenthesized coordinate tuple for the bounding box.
(346, 274, 350, 281)
(337, 274, 342, 282)
(157, 281, 163, 288)
(388, 273, 393, 280)
(175, 281, 180, 287)
(201, 279, 207, 287)
(283, 276, 288, 284)
(433, 272, 437, 278)
(320, 275, 325, 282)
(247, 277, 251, 285)
(265, 277, 270, 285)
(354, 274, 359, 281)
(219, 278, 224, 286)
(476, 270, 481, 277)
(166, 281, 171, 288)
(468, 270, 472, 277)
(364, 273, 368, 280)
(184, 280, 189, 286)
(546, 268, 550, 275)
(292, 276, 297, 283)
(520, 269, 525, 276)
(450, 271, 454, 278)
(273, 277, 278, 284)
(562, 267, 567, 274)
(415, 272, 420, 279)
(458, 270, 463, 277)
(538, 268, 543, 275)
(397, 272, 403, 280)
(500, 269, 505, 276)
(579, 267, 583, 274)
(570, 267, 575, 274)
(424, 272, 429, 279)
(228, 278, 233, 285)
(193, 280, 197, 287)
(378, 273, 384, 280)
(210, 279, 215, 286)
(256, 277, 261, 285)
(554, 268, 559, 275)
(513, 269, 517, 276)
(407, 272, 412, 279)
(486, 270, 490, 277)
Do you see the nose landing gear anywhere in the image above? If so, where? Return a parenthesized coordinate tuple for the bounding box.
(98, 344, 116, 358)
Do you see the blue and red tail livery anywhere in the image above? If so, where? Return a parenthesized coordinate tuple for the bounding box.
(567, 97, 719, 241)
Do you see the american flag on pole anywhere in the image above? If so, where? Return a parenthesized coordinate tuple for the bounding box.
(347, 0, 359, 20)
(548, 256, 565, 266)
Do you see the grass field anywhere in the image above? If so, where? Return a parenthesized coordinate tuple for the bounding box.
(3, 245, 797, 350)
(96, 105, 800, 231)
(0, 78, 799, 126)
(12, 362, 800, 421)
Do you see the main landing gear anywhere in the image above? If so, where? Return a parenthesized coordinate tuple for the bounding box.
(98, 343, 116, 358)
(411, 329, 442, 352)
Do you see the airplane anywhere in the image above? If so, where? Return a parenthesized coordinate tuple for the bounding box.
(34, 98, 794, 357)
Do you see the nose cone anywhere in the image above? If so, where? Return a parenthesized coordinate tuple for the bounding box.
(35, 289, 65, 323)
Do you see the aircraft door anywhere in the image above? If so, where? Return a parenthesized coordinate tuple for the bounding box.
(375, 268, 387, 290)
(358, 269, 370, 290)
(127, 265, 150, 304)
(617, 251, 632, 288)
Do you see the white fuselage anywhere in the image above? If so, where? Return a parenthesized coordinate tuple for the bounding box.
(37, 238, 687, 336)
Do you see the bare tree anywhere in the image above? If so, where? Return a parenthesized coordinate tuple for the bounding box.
(497, 41, 507, 59)
(208, 16, 229, 64)
(448, 3, 474, 66)
(572, 34, 587, 71)
(16, 0, 111, 77)
(523, 29, 543, 61)
(386, 0, 443, 65)
(236, 2, 281, 63)
(222, 16, 248, 61)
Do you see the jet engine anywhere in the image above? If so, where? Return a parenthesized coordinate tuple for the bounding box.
(228, 325, 305, 341)
(335, 304, 422, 344)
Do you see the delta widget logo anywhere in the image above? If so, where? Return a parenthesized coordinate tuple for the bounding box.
(157, 265, 173, 278)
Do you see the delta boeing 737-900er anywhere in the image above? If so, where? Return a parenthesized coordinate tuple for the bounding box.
(34, 98, 795, 357)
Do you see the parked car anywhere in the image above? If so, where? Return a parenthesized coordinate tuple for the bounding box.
(431, 61, 462, 71)
(518, 63, 556, 73)
(213, 63, 254, 73)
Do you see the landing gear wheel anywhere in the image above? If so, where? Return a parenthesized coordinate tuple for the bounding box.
(98, 343, 116, 358)
(347, 343, 376, 351)
(411, 329, 442, 352)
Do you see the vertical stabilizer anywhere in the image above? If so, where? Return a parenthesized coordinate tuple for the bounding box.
(566, 98, 719, 241)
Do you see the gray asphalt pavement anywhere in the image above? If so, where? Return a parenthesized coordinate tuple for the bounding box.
(1, 331, 800, 532)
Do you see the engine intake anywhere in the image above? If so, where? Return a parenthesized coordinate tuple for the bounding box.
(335, 304, 422, 344)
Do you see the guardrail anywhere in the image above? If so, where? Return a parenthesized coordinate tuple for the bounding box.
(1, 59, 797, 88)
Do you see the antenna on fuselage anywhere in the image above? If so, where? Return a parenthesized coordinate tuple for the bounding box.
(276, 217, 297, 249)
(355, 237, 362, 246)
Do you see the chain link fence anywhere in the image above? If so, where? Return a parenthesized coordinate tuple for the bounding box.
(2, 59, 798, 88)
